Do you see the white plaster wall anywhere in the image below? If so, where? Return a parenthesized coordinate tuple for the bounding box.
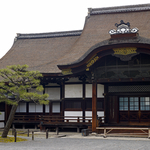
(35, 104, 43, 112)
(52, 103, 60, 113)
(85, 84, 92, 98)
(0, 112, 4, 120)
(16, 103, 26, 113)
(85, 111, 104, 122)
(65, 84, 82, 98)
(29, 103, 35, 112)
(85, 111, 104, 117)
(85, 111, 92, 117)
(0, 122, 4, 128)
(20, 103, 26, 112)
(64, 111, 82, 122)
(45, 88, 60, 100)
(97, 84, 104, 98)
(85, 84, 104, 98)
(85, 111, 92, 122)
(45, 104, 49, 113)
(97, 111, 104, 117)
(0, 112, 5, 128)
(29, 103, 43, 113)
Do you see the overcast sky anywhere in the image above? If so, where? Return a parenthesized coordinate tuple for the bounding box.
(0, 0, 150, 59)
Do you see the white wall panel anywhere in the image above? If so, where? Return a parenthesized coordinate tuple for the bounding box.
(86, 84, 104, 98)
(16, 103, 26, 113)
(0, 112, 4, 120)
(35, 104, 43, 112)
(85, 111, 92, 122)
(85, 111, 104, 117)
(85, 84, 92, 98)
(97, 84, 104, 98)
(45, 105, 49, 113)
(85, 111, 104, 122)
(0, 122, 4, 128)
(97, 111, 104, 117)
(29, 103, 36, 112)
(0, 112, 5, 128)
(85, 111, 92, 117)
(52, 103, 60, 113)
(20, 103, 26, 112)
(29, 103, 43, 112)
(45, 88, 60, 100)
(64, 111, 82, 122)
(65, 84, 82, 98)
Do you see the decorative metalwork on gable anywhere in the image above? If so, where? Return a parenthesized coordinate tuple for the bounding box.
(109, 20, 139, 35)
(86, 54, 99, 71)
(112, 47, 138, 61)
(62, 69, 72, 75)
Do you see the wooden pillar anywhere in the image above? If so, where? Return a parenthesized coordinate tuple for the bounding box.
(92, 82, 97, 132)
(61, 81, 65, 116)
(104, 85, 108, 124)
(43, 84, 45, 115)
(82, 82, 85, 122)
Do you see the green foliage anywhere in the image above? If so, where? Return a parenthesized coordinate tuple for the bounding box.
(0, 64, 49, 105)
(0, 137, 27, 143)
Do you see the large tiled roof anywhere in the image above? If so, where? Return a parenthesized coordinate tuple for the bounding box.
(1, 4, 150, 74)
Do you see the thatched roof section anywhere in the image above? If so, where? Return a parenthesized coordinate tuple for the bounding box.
(0, 31, 81, 73)
(57, 4, 150, 66)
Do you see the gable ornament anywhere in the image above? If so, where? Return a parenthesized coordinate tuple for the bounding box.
(109, 20, 139, 35)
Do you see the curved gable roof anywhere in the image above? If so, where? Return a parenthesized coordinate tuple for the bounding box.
(57, 4, 150, 68)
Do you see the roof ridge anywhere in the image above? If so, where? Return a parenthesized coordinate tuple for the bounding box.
(89, 3, 150, 15)
(16, 30, 82, 39)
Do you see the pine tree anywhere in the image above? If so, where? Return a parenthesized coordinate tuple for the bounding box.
(0, 65, 49, 138)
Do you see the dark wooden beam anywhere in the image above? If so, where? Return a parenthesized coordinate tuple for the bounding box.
(92, 82, 97, 132)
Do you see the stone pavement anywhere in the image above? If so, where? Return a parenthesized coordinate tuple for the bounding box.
(1, 132, 150, 150)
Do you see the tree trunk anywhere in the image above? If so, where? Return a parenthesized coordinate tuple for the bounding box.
(2, 105, 18, 138)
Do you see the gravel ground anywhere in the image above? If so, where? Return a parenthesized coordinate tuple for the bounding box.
(1, 132, 150, 150)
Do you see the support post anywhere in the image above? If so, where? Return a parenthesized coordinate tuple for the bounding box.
(27, 129, 29, 137)
(12, 127, 16, 135)
(32, 131, 34, 140)
(92, 81, 97, 132)
(104, 128, 106, 138)
(46, 129, 48, 139)
(56, 127, 59, 135)
(14, 131, 17, 142)
(77, 127, 80, 133)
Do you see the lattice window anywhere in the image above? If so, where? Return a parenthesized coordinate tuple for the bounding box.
(129, 97, 139, 111)
(109, 85, 150, 93)
(140, 97, 150, 111)
(119, 97, 128, 111)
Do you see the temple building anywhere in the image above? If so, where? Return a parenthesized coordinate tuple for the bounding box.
(1, 4, 150, 132)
